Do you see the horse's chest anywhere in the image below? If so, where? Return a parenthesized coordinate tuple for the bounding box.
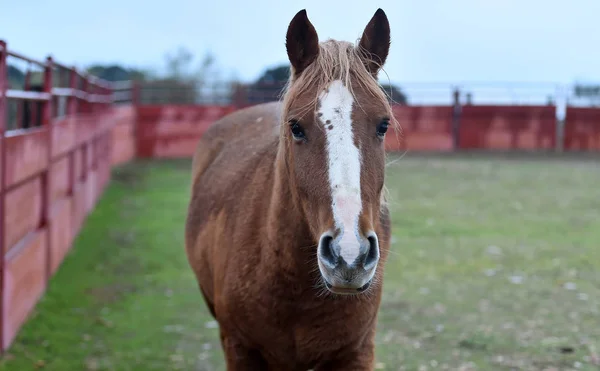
(224, 288, 374, 366)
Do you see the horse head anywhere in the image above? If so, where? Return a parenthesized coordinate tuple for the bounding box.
(280, 9, 394, 295)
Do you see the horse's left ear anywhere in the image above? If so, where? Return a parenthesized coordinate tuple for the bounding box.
(358, 8, 391, 76)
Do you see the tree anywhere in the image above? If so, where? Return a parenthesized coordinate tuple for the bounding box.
(242, 64, 290, 104)
(7, 65, 25, 87)
(241, 63, 409, 106)
(164, 46, 194, 81)
(574, 83, 600, 106)
(86, 64, 152, 82)
(380, 83, 407, 105)
(256, 65, 290, 84)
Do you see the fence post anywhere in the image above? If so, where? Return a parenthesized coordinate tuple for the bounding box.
(106, 84, 112, 113)
(42, 56, 54, 282)
(68, 67, 77, 115)
(0, 39, 8, 352)
(555, 85, 565, 153)
(81, 76, 88, 186)
(81, 76, 89, 114)
(106, 84, 114, 170)
(132, 81, 140, 106)
(452, 88, 461, 150)
(66, 67, 77, 214)
(132, 81, 140, 159)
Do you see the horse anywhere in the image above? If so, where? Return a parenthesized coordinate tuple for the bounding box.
(185, 8, 395, 370)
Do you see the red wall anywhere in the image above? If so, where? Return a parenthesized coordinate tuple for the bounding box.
(136, 105, 237, 158)
(386, 105, 454, 152)
(0, 105, 136, 350)
(136, 104, 562, 155)
(111, 106, 137, 165)
(130, 104, 600, 158)
(459, 105, 556, 150)
(0, 107, 136, 348)
(136, 104, 456, 158)
(564, 107, 600, 151)
(3, 98, 600, 352)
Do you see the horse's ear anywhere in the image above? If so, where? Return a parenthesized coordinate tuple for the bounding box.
(286, 9, 319, 78)
(358, 8, 391, 76)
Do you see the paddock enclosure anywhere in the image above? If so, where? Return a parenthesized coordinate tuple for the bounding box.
(1, 40, 600, 355)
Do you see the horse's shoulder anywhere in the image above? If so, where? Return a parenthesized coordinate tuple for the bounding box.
(186, 102, 282, 273)
(190, 102, 281, 184)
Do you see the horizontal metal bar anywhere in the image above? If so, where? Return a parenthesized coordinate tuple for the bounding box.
(52, 87, 114, 103)
(6, 49, 47, 67)
(2, 168, 47, 195)
(5, 89, 51, 101)
(5, 229, 45, 262)
(4, 125, 46, 138)
(87, 75, 112, 90)
(111, 81, 133, 90)
(73, 89, 88, 100)
(51, 60, 72, 71)
(88, 94, 113, 103)
(2, 45, 134, 102)
(112, 91, 132, 101)
(54, 88, 86, 100)
(51, 87, 75, 97)
(5, 88, 114, 104)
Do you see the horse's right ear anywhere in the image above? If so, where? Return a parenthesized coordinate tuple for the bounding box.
(286, 9, 319, 78)
(359, 8, 391, 76)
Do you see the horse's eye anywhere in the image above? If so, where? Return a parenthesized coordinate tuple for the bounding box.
(290, 120, 306, 141)
(376, 120, 389, 138)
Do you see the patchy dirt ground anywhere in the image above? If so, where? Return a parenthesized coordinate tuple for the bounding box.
(1, 155, 599, 370)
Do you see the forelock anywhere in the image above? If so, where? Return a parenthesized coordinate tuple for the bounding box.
(280, 39, 396, 127)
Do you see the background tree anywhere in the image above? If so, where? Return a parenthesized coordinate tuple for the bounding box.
(573, 83, 600, 106)
(242, 63, 408, 105)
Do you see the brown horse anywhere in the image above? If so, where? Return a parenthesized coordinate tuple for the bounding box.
(185, 8, 395, 370)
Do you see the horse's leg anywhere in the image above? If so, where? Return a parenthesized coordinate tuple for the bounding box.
(199, 284, 216, 319)
(220, 330, 268, 371)
(314, 344, 375, 371)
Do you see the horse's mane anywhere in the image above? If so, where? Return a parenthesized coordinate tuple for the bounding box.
(280, 39, 398, 131)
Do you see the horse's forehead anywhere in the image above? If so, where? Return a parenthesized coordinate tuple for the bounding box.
(318, 80, 354, 115)
(315, 80, 383, 123)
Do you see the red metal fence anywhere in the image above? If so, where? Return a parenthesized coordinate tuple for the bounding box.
(136, 105, 236, 158)
(2, 39, 600, 353)
(385, 105, 455, 152)
(458, 105, 557, 150)
(111, 105, 137, 164)
(134, 103, 600, 158)
(0, 41, 136, 350)
(563, 107, 600, 151)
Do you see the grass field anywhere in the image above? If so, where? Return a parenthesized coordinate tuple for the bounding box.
(1, 154, 600, 370)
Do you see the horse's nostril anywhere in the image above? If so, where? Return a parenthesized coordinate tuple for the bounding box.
(364, 235, 379, 269)
(319, 235, 337, 266)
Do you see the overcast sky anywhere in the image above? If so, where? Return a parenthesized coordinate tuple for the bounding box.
(2, 0, 599, 103)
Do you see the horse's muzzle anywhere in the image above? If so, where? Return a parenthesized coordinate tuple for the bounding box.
(317, 232, 379, 295)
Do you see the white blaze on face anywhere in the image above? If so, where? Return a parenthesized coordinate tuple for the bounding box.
(318, 80, 362, 265)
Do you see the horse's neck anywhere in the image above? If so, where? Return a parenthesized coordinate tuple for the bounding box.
(264, 143, 315, 278)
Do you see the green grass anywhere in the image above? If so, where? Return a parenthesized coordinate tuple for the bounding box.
(1, 154, 600, 370)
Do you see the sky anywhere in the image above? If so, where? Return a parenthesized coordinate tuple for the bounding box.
(2, 0, 600, 104)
